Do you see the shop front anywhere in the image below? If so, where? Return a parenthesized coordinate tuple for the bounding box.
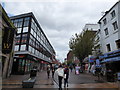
(101, 49, 120, 82)
(12, 54, 39, 74)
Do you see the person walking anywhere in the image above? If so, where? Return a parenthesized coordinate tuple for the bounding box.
(55, 65, 64, 89)
(64, 65, 69, 88)
(51, 65, 55, 78)
(75, 65, 80, 75)
(69, 65, 73, 72)
(47, 65, 51, 79)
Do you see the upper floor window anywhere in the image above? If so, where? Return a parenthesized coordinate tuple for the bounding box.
(103, 18, 107, 25)
(106, 44, 111, 52)
(14, 45, 19, 51)
(116, 39, 120, 49)
(104, 28, 109, 36)
(23, 27, 28, 33)
(112, 21, 118, 30)
(111, 10, 116, 19)
(20, 44, 26, 51)
(17, 28, 22, 33)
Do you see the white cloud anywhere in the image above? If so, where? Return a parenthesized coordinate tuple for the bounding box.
(2, 0, 118, 62)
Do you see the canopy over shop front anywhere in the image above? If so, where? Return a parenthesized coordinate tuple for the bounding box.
(101, 56, 120, 63)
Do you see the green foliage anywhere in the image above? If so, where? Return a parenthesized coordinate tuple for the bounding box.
(69, 30, 96, 64)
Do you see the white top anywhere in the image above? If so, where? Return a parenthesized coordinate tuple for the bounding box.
(55, 68, 64, 77)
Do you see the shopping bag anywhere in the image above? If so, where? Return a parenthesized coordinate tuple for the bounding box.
(64, 74, 66, 79)
(76, 70, 79, 74)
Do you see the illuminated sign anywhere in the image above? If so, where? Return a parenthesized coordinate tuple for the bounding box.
(2, 27, 15, 54)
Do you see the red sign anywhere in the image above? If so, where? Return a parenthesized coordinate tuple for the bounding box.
(19, 55, 25, 58)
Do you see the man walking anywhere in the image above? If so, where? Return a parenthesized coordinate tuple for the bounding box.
(64, 65, 69, 88)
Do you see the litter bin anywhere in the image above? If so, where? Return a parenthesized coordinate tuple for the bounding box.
(30, 69, 37, 77)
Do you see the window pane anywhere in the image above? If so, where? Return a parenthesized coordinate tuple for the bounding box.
(30, 28, 34, 35)
(17, 28, 22, 33)
(23, 27, 28, 33)
(20, 45, 26, 51)
(24, 20, 29, 27)
(17, 22, 23, 27)
(14, 45, 19, 51)
(29, 46, 32, 52)
(24, 17, 30, 21)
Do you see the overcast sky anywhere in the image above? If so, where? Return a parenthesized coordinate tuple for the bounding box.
(1, 0, 118, 62)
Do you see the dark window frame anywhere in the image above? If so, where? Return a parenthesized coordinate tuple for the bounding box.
(106, 44, 111, 52)
(104, 28, 109, 36)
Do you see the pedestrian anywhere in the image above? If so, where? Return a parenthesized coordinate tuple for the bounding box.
(55, 64, 64, 89)
(64, 65, 69, 88)
(51, 65, 55, 78)
(75, 65, 80, 75)
(69, 65, 73, 72)
(47, 64, 51, 79)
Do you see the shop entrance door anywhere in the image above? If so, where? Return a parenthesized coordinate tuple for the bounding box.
(11, 59, 19, 74)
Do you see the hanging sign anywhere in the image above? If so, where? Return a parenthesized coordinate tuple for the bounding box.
(2, 27, 15, 54)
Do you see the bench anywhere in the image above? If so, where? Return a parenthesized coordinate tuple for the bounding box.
(22, 77, 36, 88)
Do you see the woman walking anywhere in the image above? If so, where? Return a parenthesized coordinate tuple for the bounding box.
(47, 65, 51, 79)
(55, 65, 64, 89)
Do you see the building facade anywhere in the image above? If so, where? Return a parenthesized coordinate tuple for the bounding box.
(0, 4, 16, 78)
(98, 1, 120, 81)
(10, 12, 56, 74)
(98, 1, 120, 53)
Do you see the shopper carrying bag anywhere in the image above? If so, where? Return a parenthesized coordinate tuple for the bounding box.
(55, 65, 64, 89)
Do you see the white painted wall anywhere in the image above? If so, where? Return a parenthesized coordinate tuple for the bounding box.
(99, 1, 120, 54)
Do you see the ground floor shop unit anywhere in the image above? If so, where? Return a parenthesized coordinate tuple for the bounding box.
(11, 54, 52, 75)
(100, 49, 120, 82)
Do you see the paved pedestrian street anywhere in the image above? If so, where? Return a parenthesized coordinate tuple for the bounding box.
(2, 70, 119, 89)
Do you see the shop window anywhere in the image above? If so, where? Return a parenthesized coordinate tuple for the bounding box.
(23, 27, 28, 33)
(18, 59, 25, 72)
(112, 21, 118, 30)
(106, 44, 111, 52)
(14, 45, 19, 51)
(20, 44, 26, 51)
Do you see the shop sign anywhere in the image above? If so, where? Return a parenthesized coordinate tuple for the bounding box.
(19, 55, 25, 58)
(2, 27, 15, 54)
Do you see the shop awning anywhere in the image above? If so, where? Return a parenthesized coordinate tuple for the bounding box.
(101, 56, 120, 63)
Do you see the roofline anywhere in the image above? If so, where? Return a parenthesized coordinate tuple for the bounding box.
(85, 24, 98, 25)
(98, 1, 120, 23)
